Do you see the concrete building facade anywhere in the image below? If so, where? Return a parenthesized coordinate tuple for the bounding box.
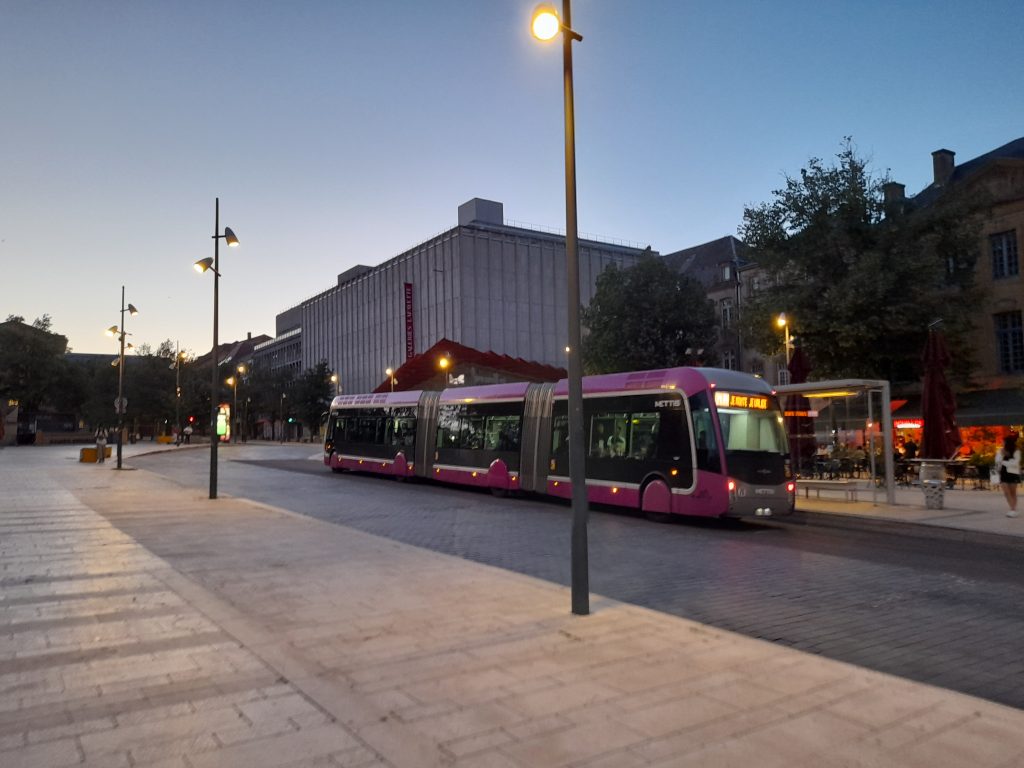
(279, 198, 652, 394)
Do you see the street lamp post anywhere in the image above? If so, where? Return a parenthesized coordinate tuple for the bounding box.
(385, 367, 395, 393)
(232, 364, 246, 442)
(227, 375, 238, 443)
(172, 342, 183, 443)
(330, 373, 340, 397)
(532, 1, 589, 615)
(280, 392, 287, 442)
(106, 286, 138, 470)
(777, 312, 792, 367)
(193, 197, 239, 499)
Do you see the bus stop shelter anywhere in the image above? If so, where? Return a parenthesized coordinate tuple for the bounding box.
(775, 379, 896, 505)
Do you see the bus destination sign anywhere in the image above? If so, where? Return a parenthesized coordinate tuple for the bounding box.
(714, 391, 769, 410)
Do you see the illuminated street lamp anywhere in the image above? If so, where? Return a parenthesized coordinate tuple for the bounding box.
(105, 287, 138, 469)
(193, 197, 239, 499)
(385, 367, 395, 393)
(329, 372, 340, 396)
(169, 342, 186, 443)
(777, 312, 792, 366)
(234, 364, 246, 442)
(531, 0, 589, 616)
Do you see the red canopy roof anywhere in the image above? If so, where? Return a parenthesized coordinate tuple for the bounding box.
(372, 338, 566, 393)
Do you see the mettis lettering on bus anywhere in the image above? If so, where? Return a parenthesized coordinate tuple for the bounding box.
(714, 391, 769, 410)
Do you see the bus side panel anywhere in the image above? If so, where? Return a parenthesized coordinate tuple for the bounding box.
(671, 471, 729, 517)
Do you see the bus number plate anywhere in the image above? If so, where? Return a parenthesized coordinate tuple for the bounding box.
(755, 488, 774, 496)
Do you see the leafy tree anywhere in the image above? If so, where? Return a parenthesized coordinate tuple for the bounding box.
(738, 139, 984, 383)
(245, 364, 294, 440)
(0, 317, 69, 413)
(292, 360, 333, 439)
(581, 256, 718, 374)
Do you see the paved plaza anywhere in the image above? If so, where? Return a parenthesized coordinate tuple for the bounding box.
(2, 444, 1024, 767)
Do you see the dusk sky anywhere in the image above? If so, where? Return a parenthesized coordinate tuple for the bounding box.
(3, 1, 1023, 358)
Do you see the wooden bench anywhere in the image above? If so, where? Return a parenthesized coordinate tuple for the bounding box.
(798, 479, 859, 502)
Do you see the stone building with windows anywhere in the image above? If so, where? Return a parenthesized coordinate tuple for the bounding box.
(902, 137, 1024, 390)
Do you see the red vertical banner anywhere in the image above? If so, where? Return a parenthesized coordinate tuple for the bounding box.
(404, 282, 415, 360)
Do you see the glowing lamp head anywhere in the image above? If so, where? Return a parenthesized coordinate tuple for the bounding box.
(776, 313, 787, 328)
(224, 227, 239, 247)
(194, 257, 214, 273)
(531, 4, 560, 40)
(127, 303, 139, 316)
(105, 326, 119, 337)
(439, 356, 450, 370)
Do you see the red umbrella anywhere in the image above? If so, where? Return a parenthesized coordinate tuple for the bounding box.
(785, 345, 816, 475)
(920, 328, 960, 460)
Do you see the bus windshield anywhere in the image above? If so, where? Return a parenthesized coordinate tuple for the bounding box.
(715, 393, 788, 456)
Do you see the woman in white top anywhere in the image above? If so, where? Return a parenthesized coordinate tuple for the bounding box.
(995, 434, 1021, 517)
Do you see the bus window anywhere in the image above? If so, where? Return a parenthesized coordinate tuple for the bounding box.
(463, 412, 485, 450)
(485, 414, 520, 451)
(630, 413, 658, 459)
(688, 392, 720, 472)
(437, 405, 461, 448)
(590, 414, 628, 458)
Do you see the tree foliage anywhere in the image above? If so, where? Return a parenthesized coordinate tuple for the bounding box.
(0, 317, 69, 412)
(581, 256, 718, 374)
(293, 360, 333, 438)
(738, 139, 984, 382)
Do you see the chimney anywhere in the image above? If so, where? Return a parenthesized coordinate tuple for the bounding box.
(931, 149, 955, 186)
(882, 181, 906, 217)
(247, 332, 252, 341)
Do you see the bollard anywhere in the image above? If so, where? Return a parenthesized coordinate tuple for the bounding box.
(923, 479, 944, 510)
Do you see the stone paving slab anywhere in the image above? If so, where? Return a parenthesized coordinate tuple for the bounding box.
(1, 449, 1024, 766)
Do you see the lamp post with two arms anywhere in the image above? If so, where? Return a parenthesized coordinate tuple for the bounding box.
(105, 286, 138, 470)
(192, 197, 239, 499)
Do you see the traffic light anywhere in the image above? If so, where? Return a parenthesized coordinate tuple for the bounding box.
(287, 417, 295, 423)
(188, 415, 195, 424)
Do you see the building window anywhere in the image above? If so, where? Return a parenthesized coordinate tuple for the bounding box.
(722, 349, 736, 370)
(720, 298, 733, 328)
(721, 263, 732, 281)
(995, 311, 1024, 372)
(992, 231, 1019, 279)
(749, 359, 764, 378)
(777, 365, 791, 386)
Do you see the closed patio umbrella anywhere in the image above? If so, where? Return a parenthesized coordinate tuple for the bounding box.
(920, 326, 960, 460)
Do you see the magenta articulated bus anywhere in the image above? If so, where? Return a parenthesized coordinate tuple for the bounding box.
(323, 366, 795, 519)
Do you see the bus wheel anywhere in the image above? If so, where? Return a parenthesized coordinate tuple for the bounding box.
(490, 487, 508, 498)
(331, 467, 344, 474)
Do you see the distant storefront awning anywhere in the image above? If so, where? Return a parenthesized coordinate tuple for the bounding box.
(891, 388, 1024, 427)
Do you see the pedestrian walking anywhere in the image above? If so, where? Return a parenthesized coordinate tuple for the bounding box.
(995, 433, 1021, 517)
(183, 425, 193, 444)
(95, 425, 108, 464)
